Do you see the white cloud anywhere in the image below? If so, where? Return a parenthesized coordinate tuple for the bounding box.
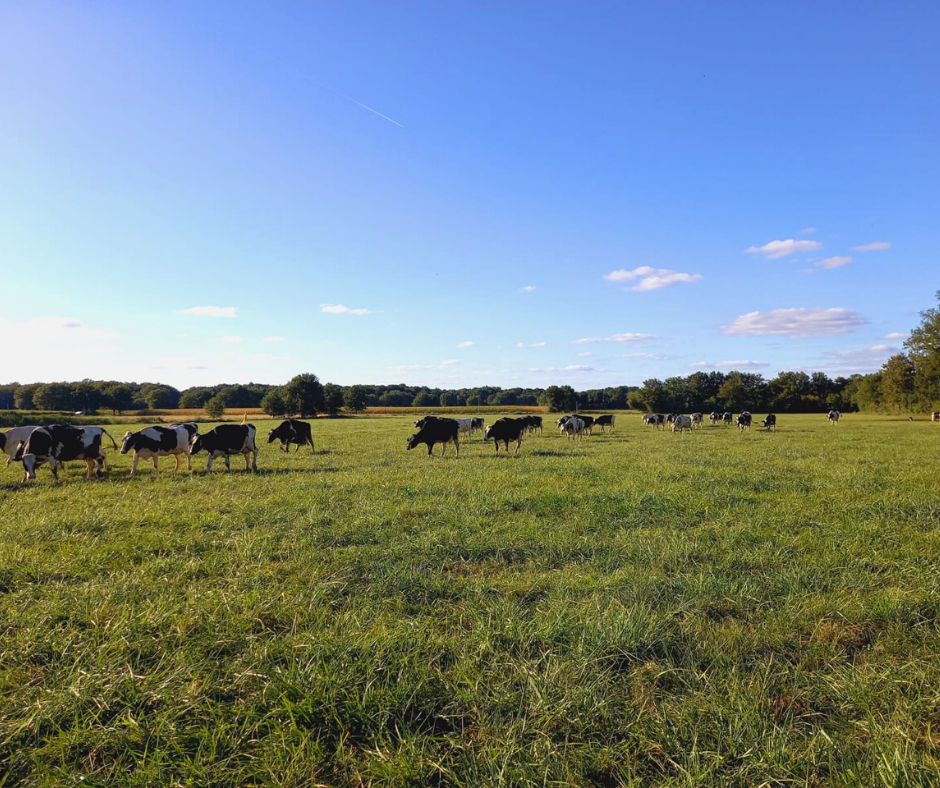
(799, 227, 816, 235)
(221, 336, 243, 344)
(821, 344, 898, 374)
(577, 352, 594, 357)
(519, 285, 536, 293)
(516, 343, 525, 348)
(884, 332, 910, 340)
(573, 332, 655, 344)
(264, 336, 285, 342)
(691, 360, 769, 370)
(441, 359, 459, 365)
(179, 306, 237, 318)
(530, 341, 546, 347)
(852, 241, 891, 252)
(622, 352, 682, 360)
(561, 365, 593, 372)
(603, 266, 702, 291)
(721, 307, 868, 338)
(817, 256, 852, 269)
(744, 239, 822, 259)
(456, 341, 475, 349)
(320, 304, 371, 315)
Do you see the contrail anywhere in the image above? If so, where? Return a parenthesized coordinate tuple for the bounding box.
(311, 79, 404, 128)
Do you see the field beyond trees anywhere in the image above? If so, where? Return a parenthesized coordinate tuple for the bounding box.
(2, 414, 939, 786)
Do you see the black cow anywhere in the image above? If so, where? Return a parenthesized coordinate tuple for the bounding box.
(762, 414, 777, 431)
(191, 424, 258, 472)
(413, 415, 454, 429)
(407, 419, 459, 457)
(121, 424, 196, 475)
(484, 417, 528, 455)
(736, 412, 752, 431)
(267, 419, 314, 453)
(594, 414, 615, 432)
(14, 424, 108, 481)
(520, 415, 543, 434)
(722, 412, 733, 426)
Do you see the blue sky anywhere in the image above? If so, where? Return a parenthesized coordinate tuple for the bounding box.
(1, 2, 937, 389)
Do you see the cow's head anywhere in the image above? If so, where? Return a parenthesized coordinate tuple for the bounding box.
(483, 426, 493, 442)
(190, 434, 204, 454)
(21, 452, 39, 480)
(406, 433, 420, 451)
(120, 431, 134, 454)
(267, 429, 279, 444)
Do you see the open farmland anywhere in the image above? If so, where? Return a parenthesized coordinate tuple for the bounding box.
(1, 414, 939, 786)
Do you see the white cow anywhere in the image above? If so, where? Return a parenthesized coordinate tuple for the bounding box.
(828, 410, 840, 425)
(672, 415, 693, 433)
(562, 416, 585, 441)
(690, 412, 703, 429)
(1, 426, 40, 466)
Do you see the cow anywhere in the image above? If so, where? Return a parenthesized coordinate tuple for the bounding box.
(267, 419, 314, 453)
(932, 412, 940, 422)
(594, 414, 615, 432)
(484, 417, 528, 455)
(14, 424, 108, 481)
(762, 414, 777, 432)
(737, 412, 752, 431)
(520, 415, 542, 434)
(690, 412, 703, 429)
(722, 412, 733, 426)
(642, 413, 658, 426)
(407, 418, 459, 457)
(643, 413, 666, 430)
(828, 410, 840, 425)
(1, 425, 40, 466)
(672, 415, 692, 433)
(190, 424, 258, 472)
(470, 417, 486, 436)
(575, 415, 595, 435)
(562, 416, 586, 440)
(121, 424, 198, 475)
(708, 412, 721, 426)
(455, 418, 475, 439)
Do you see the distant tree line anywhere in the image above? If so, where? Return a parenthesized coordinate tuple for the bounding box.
(4, 293, 938, 416)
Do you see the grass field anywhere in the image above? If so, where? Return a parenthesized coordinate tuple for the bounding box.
(1, 413, 939, 786)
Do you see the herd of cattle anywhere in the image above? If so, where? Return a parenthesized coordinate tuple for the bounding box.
(0, 408, 854, 481)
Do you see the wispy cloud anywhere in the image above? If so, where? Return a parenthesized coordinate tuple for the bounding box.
(311, 78, 404, 127)
(528, 365, 594, 373)
(577, 352, 594, 357)
(852, 241, 891, 252)
(821, 344, 898, 374)
(264, 336, 285, 342)
(622, 352, 682, 360)
(798, 227, 816, 235)
(529, 341, 546, 347)
(456, 341, 475, 349)
(816, 256, 852, 269)
(573, 332, 655, 344)
(441, 359, 459, 365)
(691, 359, 769, 370)
(221, 336, 243, 344)
(745, 239, 822, 259)
(179, 306, 237, 318)
(519, 285, 536, 293)
(721, 307, 868, 338)
(884, 332, 910, 340)
(603, 266, 702, 291)
(320, 303, 371, 315)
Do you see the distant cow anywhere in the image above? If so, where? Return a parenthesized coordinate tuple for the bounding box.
(484, 417, 528, 455)
(708, 412, 721, 426)
(121, 424, 197, 475)
(828, 410, 840, 425)
(191, 424, 258, 472)
(268, 419, 314, 453)
(643, 413, 666, 430)
(407, 418, 459, 457)
(518, 415, 542, 434)
(737, 412, 753, 431)
(762, 414, 777, 432)
(722, 412, 733, 426)
(932, 412, 940, 422)
(594, 414, 615, 432)
(562, 416, 586, 441)
(575, 415, 595, 435)
(470, 417, 485, 436)
(1, 425, 40, 466)
(690, 412, 703, 429)
(672, 415, 693, 433)
(14, 424, 108, 481)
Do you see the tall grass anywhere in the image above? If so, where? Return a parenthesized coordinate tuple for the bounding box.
(1, 414, 939, 785)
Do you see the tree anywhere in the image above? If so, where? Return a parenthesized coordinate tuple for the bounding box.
(33, 383, 75, 411)
(142, 384, 180, 410)
(412, 390, 437, 408)
(204, 395, 226, 419)
(539, 385, 576, 412)
(14, 385, 38, 410)
(344, 385, 368, 413)
(104, 384, 135, 415)
(905, 291, 940, 407)
(879, 354, 916, 411)
(439, 391, 456, 407)
(284, 373, 325, 418)
(323, 383, 344, 416)
(632, 379, 666, 412)
(261, 388, 289, 418)
(72, 382, 102, 414)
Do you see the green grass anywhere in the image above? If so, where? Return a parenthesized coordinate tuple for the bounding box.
(1, 414, 939, 786)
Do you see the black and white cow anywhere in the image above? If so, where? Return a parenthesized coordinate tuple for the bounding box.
(407, 418, 459, 457)
(191, 424, 258, 472)
(562, 416, 586, 440)
(708, 412, 721, 426)
(672, 415, 693, 433)
(762, 414, 777, 432)
(470, 417, 486, 436)
(267, 419, 314, 453)
(690, 412, 703, 429)
(828, 410, 840, 425)
(1, 425, 40, 466)
(594, 414, 615, 432)
(737, 412, 753, 431)
(121, 424, 197, 475)
(14, 425, 108, 481)
(484, 417, 528, 455)
(722, 412, 733, 426)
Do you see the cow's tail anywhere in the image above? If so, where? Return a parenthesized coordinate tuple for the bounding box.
(242, 413, 248, 424)
(101, 428, 118, 449)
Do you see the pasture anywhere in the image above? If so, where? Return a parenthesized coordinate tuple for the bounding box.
(1, 414, 939, 786)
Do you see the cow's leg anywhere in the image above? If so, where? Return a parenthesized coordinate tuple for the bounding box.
(186, 449, 192, 470)
(224, 455, 231, 471)
(130, 454, 140, 477)
(50, 459, 59, 482)
(206, 455, 214, 473)
(251, 447, 258, 471)
(154, 456, 160, 474)
(85, 458, 95, 479)
(454, 436, 459, 457)
(173, 452, 181, 471)
(514, 438, 522, 454)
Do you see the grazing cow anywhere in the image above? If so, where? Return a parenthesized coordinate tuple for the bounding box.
(520, 415, 542, 434)
(932, 412, 940, 422)
(121, 424, 197, 475)
(762, 414, 777, 432)
(595, 414, 615, 432)
(407, 418, 459, 457)
(191, 424, 258, 472)
(722, 412, 733, 426)
(413, 415, 457, 430)
(828, 410, 840, 425)
(267, 419, 314, 453)
(1, 425, 40, 466)
(484, 417, 528, 455)
(690, 412, 703, 429)
(642, 413, 657, 426)
(575, 415, 595, 435)
(454, 418, 475, 439)
(643, 413, 666, 430)
(737, 412, 753, 431)
(470, 417, 486, 436)
(672, 415, 693, 433)
(562, 416, 586, 440)
(708, 412, 721, 426)
(14, 424, 108, 481)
